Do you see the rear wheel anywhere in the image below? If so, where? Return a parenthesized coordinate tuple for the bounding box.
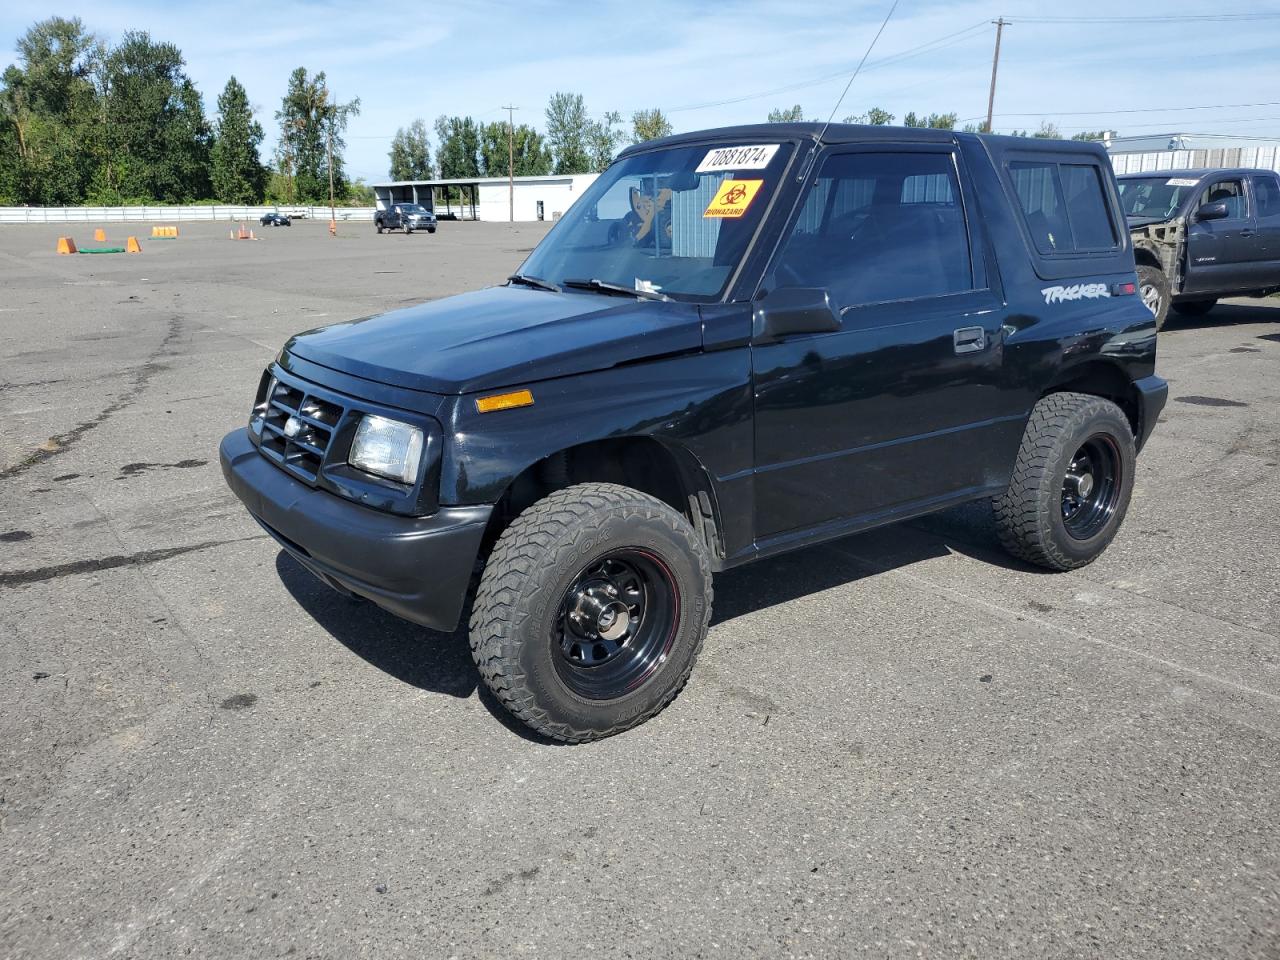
(470, 483, 712, 743)
(993, 392, 1136, 571)
(1172, 298, 1217, 317)
(1137, 264, 1170, 330)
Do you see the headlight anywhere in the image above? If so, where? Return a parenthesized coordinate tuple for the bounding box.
(348, 414, 424, 484)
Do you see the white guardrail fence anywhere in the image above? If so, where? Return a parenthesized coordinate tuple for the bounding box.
(0, 205, 378, 224)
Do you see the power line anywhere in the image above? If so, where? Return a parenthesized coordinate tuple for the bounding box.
(964, 99, 1280, 124)
(819, 0, 899, 137)
(1012, 13, 1280, 23)
(665, 19, 990, 114)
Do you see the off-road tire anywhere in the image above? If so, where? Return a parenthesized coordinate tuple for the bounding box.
(403, 222, 413, 234)
(469, 483, 713, 743)
(1172, 298, 1217, 317)
(993, 392, 1136, 571)
(1137, 264, 1170, 330)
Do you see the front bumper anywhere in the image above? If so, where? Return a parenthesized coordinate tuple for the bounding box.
(1133, 374, 1169, 451)
(220, 427, 490, 632)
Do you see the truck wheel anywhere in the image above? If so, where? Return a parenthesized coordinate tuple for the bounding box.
(470, 482, 713, 743)
(1172, 299, 1216, 317)
(375, 220, 383, 234)
(993, 392, 1136, 571)
(403, 222, 413, 235)
(1137, 265, 1170, 330)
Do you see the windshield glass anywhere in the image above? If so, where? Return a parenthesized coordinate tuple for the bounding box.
(399, 204, 427, 214)
(1117, 176, 1200, 219)
(518, 141, 794, 300)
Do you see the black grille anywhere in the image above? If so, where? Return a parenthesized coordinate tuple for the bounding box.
(256, 375, 346, 483)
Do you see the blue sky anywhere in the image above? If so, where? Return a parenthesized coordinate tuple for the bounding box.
(3, 1, 1279, 183)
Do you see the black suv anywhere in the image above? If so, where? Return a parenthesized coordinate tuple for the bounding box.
(221, 124, 1166, 742)
(375, 203, 437, 235)
(1118, 167, 1280, 327)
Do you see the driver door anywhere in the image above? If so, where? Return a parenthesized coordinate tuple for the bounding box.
(1184, 177, 1258, 295)
(750, 145, 1015, 547)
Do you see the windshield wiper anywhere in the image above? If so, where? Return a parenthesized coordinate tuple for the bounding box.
(508, 274, 561, 292)
(562, 278, 669, 301)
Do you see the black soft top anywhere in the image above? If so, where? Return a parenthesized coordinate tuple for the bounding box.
(618, 122, 1110, 158)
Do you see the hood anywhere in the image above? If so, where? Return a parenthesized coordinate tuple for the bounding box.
(283, 285, 704, 395)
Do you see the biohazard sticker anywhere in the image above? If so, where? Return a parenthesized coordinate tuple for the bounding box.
(695, 144, 780, 173)
(703, 179, 764, 218)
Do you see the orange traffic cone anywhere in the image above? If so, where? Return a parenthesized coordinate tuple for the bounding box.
(56, 236, 77, 254)
(125, 236, 142, 253)
(94, 228, 106, 242)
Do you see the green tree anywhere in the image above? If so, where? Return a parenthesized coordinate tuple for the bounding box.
(388, 118, 432, 180)
(544, 91, 592, 174)
(211, 75, 265, 203)
(276, 67, 359, 204)
(631, 107, 672, 144)
(345, 178, 375, 205)
(0, 17, 102, 204)
(94, 31, 212, 202)
(768, 104, 804, 122)
(1071, 129, 1112, 141)
(478, 120, 551, 177)
(1033, 121, 1063, 139)
(433, 114, 481, 179)
(588, 110, 624, 173)
(844, 106, 893, 125)
(903, 111, 957, 130)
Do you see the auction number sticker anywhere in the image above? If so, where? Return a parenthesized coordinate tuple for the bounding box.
(704, 179, 765, 218)
(695, 144, 780, 173)
(1167, 178, 1200, 187)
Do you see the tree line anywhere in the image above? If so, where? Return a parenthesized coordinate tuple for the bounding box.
(0, 16, 360, 206)
(767, 103, 1112, 140)
(388, 95, 674, 182)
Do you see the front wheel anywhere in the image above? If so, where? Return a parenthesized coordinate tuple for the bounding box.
(1172, 298, 1216, 317)
(403, 222, 413, 234)
(375, 220, 384, 234)
(470, 483, 713, 743)
(1137, 264, 1170, 330)
(993, 392, 1136, 571)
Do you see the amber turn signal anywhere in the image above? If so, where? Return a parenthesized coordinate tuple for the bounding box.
(476, 389, 534, 413)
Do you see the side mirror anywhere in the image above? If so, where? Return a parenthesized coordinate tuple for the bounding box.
(753, 287, 840, 342)
(1197, 201, 1229, 222)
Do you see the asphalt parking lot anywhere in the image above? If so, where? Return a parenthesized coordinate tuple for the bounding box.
(2, 217, 1279, 959)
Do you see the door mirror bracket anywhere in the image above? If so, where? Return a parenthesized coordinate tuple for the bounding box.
(753, 287, 841, 342)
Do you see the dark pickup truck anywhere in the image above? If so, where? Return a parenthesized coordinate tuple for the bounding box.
(375, 202, 437, 235)
(221, 123, 1166, 742)
(1119, 167, 1280, 327)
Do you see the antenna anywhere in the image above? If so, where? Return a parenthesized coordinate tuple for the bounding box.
(816, 0, 900, 144)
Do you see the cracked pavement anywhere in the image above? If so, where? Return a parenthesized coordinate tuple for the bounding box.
(1, 220, 1279, 959)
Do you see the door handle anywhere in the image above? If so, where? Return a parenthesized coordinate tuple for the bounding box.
(1240, 228, 1256, 237)
(953, 326, 986, 355)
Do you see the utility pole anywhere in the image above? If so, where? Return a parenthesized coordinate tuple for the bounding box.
(985, 18, 1008, 134)
(503, 105, 517, 223)
(325, 91, 337, 237)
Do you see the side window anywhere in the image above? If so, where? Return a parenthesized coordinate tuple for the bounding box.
(1200, 179, 1247, 219)
(1009, 160, 1118, 254)
(772, 151, 973, 308)
(1252, 175, 1280, 219)
(1061, 164, 1117, 249)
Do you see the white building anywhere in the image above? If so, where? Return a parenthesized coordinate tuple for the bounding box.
(372, 174, 599, 222)
(1106, 133, 1280, 175)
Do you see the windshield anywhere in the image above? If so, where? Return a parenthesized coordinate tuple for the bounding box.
(517, 141, 795, 300)
(399, 204, 427, 214)
(1117, 176, 1200, 219)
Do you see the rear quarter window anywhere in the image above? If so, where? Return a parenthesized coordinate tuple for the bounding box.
(1009, 159, 1118, 254)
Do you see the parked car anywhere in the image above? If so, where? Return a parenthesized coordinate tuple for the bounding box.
(260, 212, 291, 227)
(1118, 167, 1280, 327)
(375, 203, 437, 234)
(221, 123, 1166, 742)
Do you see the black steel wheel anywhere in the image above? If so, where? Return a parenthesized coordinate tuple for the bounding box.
(994, 392, 1136, 570)
(470, 483, 712, 743)
(1060, 434, 1123, 541)
(552, 550, 678, 700)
